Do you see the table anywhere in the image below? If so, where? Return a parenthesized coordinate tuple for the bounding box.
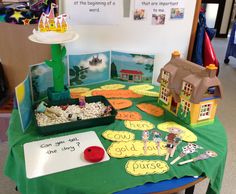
(4, 82, 227, 194)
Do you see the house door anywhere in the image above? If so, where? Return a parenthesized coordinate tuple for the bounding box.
(170, 98, 178, 114)
(128, 75, 133, 80)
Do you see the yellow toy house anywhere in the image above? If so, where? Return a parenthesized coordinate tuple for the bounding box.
(157, 51, 222, 126)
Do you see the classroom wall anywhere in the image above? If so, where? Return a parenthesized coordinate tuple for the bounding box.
(0, 23, 51, 92)
(220, 0, 234, 34)
(62, 0, 197, 85)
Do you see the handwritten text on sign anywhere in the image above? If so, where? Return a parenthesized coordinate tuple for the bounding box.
(24, 131, 110, 179)
(64, 0, 123, 24)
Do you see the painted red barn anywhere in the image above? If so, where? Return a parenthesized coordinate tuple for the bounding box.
(120, 69, 143, 82)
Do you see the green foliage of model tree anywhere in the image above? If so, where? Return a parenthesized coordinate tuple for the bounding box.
(45, 44, 66, 92)
(69, 65, 89, 85)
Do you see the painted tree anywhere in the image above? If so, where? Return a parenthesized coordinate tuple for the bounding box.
(111, 62, 118, 78)
(69, 65, 89, 85)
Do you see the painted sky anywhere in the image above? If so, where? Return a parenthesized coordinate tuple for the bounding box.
(111, 51, 154, 78)
(69, 51, 110, 85)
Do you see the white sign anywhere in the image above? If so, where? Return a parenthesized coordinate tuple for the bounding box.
(134, 0, 185, 25)
(24, 131, 110, 179)
(64, 0, 123, 25)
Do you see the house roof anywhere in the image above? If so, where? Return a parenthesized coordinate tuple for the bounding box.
(120, 69, 143, 75)
(157, 55, 222, 104)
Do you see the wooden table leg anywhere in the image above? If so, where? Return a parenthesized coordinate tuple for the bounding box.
(185, 185, 195, 194)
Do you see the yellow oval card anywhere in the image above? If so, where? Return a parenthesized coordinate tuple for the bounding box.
(157, 121, 197, 142)
(132, 89, 159, 97)
(125, 160, 169, 176)
(124, 120, 154, 130)
(102, 130, 135, 142)
(129, 84, 154, 91)
(101, 84, 126, 90)
(107, 140, 167, 158)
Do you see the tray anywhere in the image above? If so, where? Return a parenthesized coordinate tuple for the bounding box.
(33, 96, 117, 135)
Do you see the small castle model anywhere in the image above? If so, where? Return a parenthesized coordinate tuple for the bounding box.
(157, 51, 222, 126)
(38, 3, 68, 33)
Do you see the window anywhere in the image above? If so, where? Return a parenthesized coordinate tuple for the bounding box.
(161, 70, 170, 84)
(199, 103, 212, 120)
(181, 99, 191, 115)
(160, 86, 169, 104)
(182, 82, 193, 97)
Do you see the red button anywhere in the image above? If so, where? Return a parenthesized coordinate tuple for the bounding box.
(84, 146, 105, 163)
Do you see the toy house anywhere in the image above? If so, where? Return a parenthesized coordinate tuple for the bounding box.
(120, 69, 143, 82)
(157, 51, 222, 126)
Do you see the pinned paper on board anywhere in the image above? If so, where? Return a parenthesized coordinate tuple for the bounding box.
(64, 0, 123, 25)
(102, 130, 135, 142)
(24, 131, 110, 179)
(116, 111, 142, 121)
(157, 121, 197, 142)
(124, 120, 155, 130)
(107, 140, 167, 158)
(108, 99, 133, 110)
(137, 103, 164, 117)
(92, 90, 143, 98)
(125, 160, 169, 176)
(134, 0, 185, 25)
(100, 84, 126, 90)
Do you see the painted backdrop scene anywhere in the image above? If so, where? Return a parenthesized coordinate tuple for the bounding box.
(111, 51, 154, 84)
(30, 60, 68, 102)
(69, 51, 110, 86)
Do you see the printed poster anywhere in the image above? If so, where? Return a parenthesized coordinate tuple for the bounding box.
(111, 51, 154, 84)
(69, 51, 110, 86)
(134, 0, 185, 25)
(64, 0, 123, 25)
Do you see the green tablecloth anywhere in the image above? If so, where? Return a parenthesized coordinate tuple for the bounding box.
(4, 82, 227, 194)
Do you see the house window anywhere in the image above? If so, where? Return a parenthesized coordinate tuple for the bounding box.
(160, 86, 169, 104)
(181, 99, 191, 115)
(199, 103, 212, 120)
(161, 70, 170, 84)
(182, 82, 193, 97)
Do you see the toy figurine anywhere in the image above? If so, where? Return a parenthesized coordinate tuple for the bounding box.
(165, 127, 182, 161)
(36, 101, 60, 118)
(178, 150, 217, 165)
(152, 131, 162, 155)
(142, 130, 149, 154)
(79, 96, 86, 108)
(170, 143, 203, 165)
(103, 105, 112, 117)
